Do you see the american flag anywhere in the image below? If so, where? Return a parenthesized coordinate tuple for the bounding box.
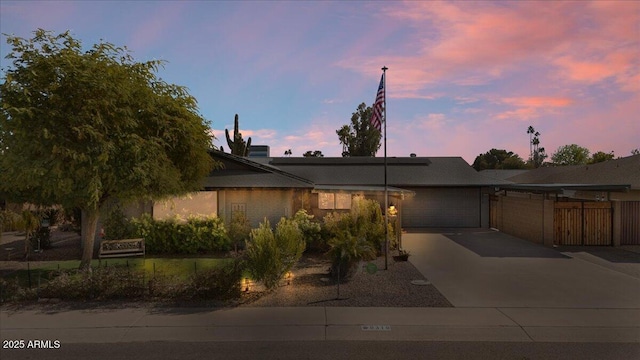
(370, 73, 384, 132)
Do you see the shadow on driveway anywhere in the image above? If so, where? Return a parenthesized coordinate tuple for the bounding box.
(442, 230, 569, 259)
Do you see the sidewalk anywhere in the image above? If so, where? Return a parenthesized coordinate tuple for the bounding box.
(2, 306, 639, 343)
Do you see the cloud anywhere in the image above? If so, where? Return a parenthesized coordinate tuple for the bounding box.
(337, 1, 638, 100)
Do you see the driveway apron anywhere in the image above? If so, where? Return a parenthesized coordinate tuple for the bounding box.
(403, 230, 640, 308)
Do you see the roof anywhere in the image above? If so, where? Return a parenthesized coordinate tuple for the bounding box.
(506, 155, 640, 190)
(264, 156, 508, 187)
(498, 183, 630, 193)
(479, 169, 530, 181)
(203, 151, 314, 189)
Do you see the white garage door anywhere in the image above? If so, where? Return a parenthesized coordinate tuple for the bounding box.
(402, 188, 480, 228)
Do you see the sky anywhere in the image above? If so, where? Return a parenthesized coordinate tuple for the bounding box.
(1, 0, 638, 165)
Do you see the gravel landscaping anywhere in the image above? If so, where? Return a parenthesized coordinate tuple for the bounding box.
(241, 254, 452, 308)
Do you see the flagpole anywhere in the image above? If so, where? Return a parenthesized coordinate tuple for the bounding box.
(382, 66, 388, 270)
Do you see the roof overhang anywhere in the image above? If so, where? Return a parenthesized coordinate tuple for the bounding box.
(312, 185, 415, 197)
(496, 184, 631, 194)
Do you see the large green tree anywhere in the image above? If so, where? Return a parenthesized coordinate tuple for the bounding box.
(472, 149, 527, 171)
(337, 102, 382, 157)
(0, 30, 216, 269)
(551, 144, 590, 165)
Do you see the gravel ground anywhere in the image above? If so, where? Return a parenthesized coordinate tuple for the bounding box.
(240, 254, 452, 308)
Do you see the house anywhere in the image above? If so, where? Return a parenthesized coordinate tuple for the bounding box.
(490, 154, 640, 246)
(148, 151, 505, 233)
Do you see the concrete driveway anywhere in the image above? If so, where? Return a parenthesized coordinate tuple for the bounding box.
(404, 229, 640, 308)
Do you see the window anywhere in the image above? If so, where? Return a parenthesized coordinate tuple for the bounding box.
(318, 193, 351, 210)
(231, 203, 246, 215)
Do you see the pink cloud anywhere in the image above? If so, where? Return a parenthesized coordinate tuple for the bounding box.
(338, 1, 638, 100)
(502, 97, 573, 108)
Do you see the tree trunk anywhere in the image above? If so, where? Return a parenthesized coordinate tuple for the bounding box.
(79, 207, 99, 271)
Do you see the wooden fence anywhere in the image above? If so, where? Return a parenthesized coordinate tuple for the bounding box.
(554, 201, 612, 246)
(620, 201, 640, 245)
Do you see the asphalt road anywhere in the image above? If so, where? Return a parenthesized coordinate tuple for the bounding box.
(2, 341, 639, 360)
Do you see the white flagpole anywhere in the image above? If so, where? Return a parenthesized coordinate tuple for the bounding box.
(382, 66, 388, 270)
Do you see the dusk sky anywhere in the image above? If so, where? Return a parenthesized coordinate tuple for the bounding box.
(1, 1, 638, 164)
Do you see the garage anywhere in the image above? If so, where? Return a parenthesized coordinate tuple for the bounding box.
(402, 187, 481, 228)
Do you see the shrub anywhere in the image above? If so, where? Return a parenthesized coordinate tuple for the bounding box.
(31, 226, 51, 250)
(245, 218, 305, 289)
(293, 210, 323, 252)
(323, 197, 385, 279)
(228, 211, 251, 252)
(39, 267, 147, 300)
(130, 214, 231, 254)
(103, 205, 137, 240)
(185, 259, 244, 300)
(324, 211, 376, 280)
(0, 277, 37, 302)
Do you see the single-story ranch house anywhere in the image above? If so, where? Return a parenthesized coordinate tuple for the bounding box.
(110, 152, 637, 251)
(149, 151, 504, 230)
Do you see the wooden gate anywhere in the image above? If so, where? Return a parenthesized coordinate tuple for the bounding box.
(554, 201, 612, 246)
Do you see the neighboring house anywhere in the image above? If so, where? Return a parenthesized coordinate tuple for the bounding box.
(490, 154, 640, 246)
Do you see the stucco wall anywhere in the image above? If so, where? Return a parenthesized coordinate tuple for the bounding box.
(220, 189, 294, 227)
(497, 193, 545, 244)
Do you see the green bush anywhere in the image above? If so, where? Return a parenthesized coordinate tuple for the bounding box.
(39, 267, 147, 300)
(228, 210, 251, 252)
(33, 261, 244, 301)
(323, 197, 385, 279)
(103, 205, 137, 240)
(293, 209, 323, 252)
(0, 277, 37, 302)
(245, 218, 305, 289)
(131, 214, 231, 254)
(185, 259, 244, 300)
(324, 211, 376, 280)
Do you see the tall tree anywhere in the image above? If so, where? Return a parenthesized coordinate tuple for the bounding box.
(0, 30, 216, 269)
(472, 149, 527, 171)
(224, 114, 251, 156)
(336, 103, 382, 157)
(526, 126, 547, 168)
(551, 144, 590, 165)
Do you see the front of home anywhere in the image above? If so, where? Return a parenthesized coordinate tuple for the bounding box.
(143, 151, 505, 232)
(123, 152, 639, 250)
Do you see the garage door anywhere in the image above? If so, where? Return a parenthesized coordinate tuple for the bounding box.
(402, 188, 480, 228)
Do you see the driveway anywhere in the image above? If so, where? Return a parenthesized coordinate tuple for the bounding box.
(403, 229, 640, 308)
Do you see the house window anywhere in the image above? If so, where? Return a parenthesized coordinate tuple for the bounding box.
(318, 193, 352, 210)
(231, 203, 246, 215)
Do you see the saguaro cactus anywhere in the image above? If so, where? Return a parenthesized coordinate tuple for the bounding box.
(225, 114, 252, 156)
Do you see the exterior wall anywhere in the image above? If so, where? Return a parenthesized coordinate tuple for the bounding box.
(496, 192, 547, 244)
(220, 189, 294, 228)
(152, 192, 218, 220)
